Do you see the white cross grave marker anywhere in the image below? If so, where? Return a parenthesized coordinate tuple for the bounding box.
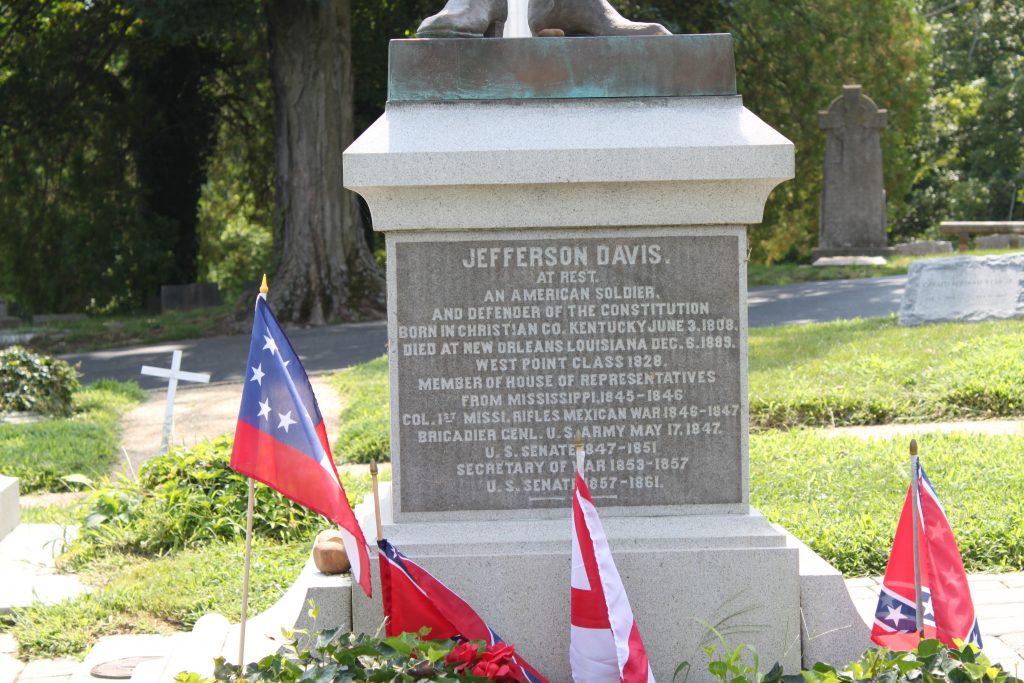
(141, 350, 211, 453)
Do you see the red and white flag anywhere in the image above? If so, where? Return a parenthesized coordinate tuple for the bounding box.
(570, 467, 655, 682)
(870, 462, 981, 650)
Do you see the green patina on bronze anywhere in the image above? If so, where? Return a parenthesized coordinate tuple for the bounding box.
(388, 34, 736, 102)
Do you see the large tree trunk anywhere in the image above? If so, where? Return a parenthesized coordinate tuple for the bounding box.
(266, 0, 385, 324)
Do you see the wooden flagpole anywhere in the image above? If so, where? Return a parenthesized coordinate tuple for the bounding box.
(910, 439, 925, 639)
(575, 431, 585, 474)
(370, 461, 383, 541)
(239, 479, 256, 664)
(239, 275, 269, 665)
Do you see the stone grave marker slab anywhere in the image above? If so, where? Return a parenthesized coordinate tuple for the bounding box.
(813, 85, 891, 258)
(160, 283, 221, 312)
(390, 229, 745, 518)
(899, 254, 1024, 325)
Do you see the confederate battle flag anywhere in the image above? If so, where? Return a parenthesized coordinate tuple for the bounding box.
(871, 461, 981, 650)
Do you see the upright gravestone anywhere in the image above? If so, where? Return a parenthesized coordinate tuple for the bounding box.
(346, 35, 867, 678)
(813, 85, 892, 260)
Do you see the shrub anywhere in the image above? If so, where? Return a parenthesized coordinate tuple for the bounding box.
(70, 435, 387, 562)
(0, 345, 80, 416)
(182, 628, 523, 683)
(679, 638, 1022, 683)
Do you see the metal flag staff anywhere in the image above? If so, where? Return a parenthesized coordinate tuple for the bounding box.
(909, 439, 924, 639)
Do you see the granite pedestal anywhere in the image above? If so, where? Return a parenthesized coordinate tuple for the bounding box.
(345, 35, 863, 679)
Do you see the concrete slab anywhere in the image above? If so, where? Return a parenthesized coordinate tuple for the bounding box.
(67, 633, 183, 683)
(1, 652, 25, 683)
(16, 658, 78, 682)
(0, 523, 86, 613)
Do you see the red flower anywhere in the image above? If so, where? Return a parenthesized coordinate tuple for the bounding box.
(472, 644, 519, 682)
(445, 641, 482, 673)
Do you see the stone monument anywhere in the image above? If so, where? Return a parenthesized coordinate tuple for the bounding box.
(345, 34, 868, 679)
(812, 85, 892, 261)
(899, 254, 1024, 326)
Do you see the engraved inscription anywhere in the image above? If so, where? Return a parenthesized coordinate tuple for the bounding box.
(393, 234, 743, 512)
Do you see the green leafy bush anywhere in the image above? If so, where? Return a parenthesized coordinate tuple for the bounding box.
(0, 345, 80, 416)
(0, 380, 144, 492)
(680, 638, 1021, 683)
(797, 640, 1021, 683)
(72, 435, 321, 560)
(182, 628, 521, 683)
(70, 435, 387, 562)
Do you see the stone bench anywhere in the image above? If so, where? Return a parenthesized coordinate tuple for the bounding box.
(939, 221, 1024, 252)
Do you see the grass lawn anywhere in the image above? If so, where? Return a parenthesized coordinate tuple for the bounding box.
(329, 316, 1024, 461)
(750, 316, 1024, 428)
(0, 380, 145, 492)
(19, 305, 242, 355)
(10, 539, 308, 659)
(751, 431, 1024, 576)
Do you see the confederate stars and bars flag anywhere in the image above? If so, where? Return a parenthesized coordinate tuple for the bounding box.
(871, 457, 981, 650)
(230, 283, 371, 597)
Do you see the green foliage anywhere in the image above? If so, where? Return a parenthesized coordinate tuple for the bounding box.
(331, 355, 390, 463)
(750, 432, 1024, 575)
(0, 346, 80, 416)
(69, 434, 386, 562)
(801, 640, 1021, 683)
(70, 435, 322, 561)
(195, 23, 275, 298)
(25, 305, 238, 355)
(194, 628, 505, 683)
(622, 0, 931, 262)
(900, 0, 1024, 236)
(0, 380, 143, 493)
(682, 639, 1021, 683)
(750, 317, 1024, 428)
(10, 539, 306, 659)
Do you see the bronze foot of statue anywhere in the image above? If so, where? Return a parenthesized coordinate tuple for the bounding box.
(529, 0, 670, 36)
(416, 0, 670, 38)
(416, 0, 507, 38)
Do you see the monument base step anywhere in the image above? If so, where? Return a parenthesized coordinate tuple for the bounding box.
(775, 526, 872, 668)
(354, 507, 804, 682)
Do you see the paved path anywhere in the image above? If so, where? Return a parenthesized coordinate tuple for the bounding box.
(61, 321, 387, 389)
(60, 277, 907, 387)
(747, 275, 905, 327)
(116, 376, 344, 476)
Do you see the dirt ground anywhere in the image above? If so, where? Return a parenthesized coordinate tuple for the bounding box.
(117, 374, 343, 477)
